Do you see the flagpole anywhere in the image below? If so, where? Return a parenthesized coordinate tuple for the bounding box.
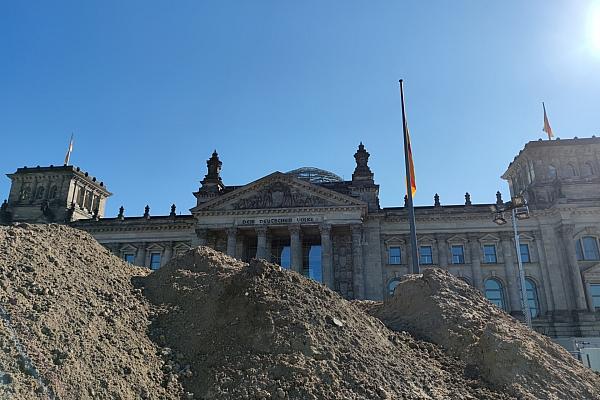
(399, 79, 419, 274)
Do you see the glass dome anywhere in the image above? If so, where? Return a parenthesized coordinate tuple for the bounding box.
(286, 167, 343, 183)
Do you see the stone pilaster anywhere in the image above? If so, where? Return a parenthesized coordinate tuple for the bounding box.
(351, 224, 365, 299)
(320, 224, 333, 289)
(161, 242, 173, 267)
(533, 230, 555, 312)
(436, 234, 448, 268)
(500, 232, 523, 314)
(289, 225, 302, 273)
(255, 226, 268, 260)
(226, 227, 237, 257)
(193, 228, 208, 247)
(135, 243, 147, 268)
(559, 225, 588, 311)
(468, 234, 483, 291)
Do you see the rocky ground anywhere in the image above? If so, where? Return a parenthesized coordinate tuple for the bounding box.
(0, 224, 599, 399)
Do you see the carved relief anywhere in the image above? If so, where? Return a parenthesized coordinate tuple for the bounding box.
(232, 182, 330, 209)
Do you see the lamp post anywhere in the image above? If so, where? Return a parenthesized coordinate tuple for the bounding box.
(491, 194, 532, 329)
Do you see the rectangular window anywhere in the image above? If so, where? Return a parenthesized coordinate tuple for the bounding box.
(590, 284, 600, 310)
(519, 243, 531, 263)
(582, 237, 600, 261)
(483, 244, 497, 263)
(123, 253, 135, 264)
(419, 246, 433, 265)
(451, 245, 465, 264)
(150, 252, 162, 270)
(389, 246, 401, 264)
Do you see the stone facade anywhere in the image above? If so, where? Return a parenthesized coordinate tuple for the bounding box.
(3, 137, 600, 342)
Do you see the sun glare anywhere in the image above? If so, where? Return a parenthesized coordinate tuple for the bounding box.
(588, 2, 600, 54)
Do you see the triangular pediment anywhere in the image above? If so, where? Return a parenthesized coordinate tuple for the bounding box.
(583, 262, 600, 276)
(478, 233, 500, 243)
(191, 172, 366, 213)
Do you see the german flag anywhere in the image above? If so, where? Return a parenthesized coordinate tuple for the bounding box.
(542, 102, 554, 140)
(405, 122, 417, 196)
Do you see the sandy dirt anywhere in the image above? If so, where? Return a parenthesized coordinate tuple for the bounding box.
(368, 268, 600, 400)
(1, 224, 598, 399)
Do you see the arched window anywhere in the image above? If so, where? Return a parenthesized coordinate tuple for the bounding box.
(582, 162, 594, 177)
(525, 278, 540, 318)
(484, 279, 506, 311)
(565, 164, 577, 177)
(19, 185, 31, 200)
(388, 278, 401, 296)
(548, 165, 557, 179)
(576, 236, 600, 261)
(36, 186, 45, 199)
(49, 185, 58, 199)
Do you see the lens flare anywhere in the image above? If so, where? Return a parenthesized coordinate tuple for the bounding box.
(589, 2, 600, 53)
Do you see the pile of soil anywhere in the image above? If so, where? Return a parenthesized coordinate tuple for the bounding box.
(368, 268, 600, 399)
(143, 247, 511, 399)
(0, 224, 183, 399)
(1, 224, 599, 399)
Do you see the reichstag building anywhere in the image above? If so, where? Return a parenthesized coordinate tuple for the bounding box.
(2, 137, 600, 347)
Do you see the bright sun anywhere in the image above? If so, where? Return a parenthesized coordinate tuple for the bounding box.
(588, 2, 600, 53)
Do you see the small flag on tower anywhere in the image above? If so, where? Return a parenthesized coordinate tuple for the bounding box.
(542, 102, 554, 140)
(64, 134, 74, 165)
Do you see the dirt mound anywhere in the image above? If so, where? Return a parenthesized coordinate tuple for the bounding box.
(0, 224, 183, 399)
(368, 268, 600, 399)
(143, 246, 512, 399)
(2, 225, 598, 400)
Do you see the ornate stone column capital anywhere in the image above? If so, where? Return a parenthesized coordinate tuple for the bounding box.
(319, 223, 332, 236)
(288, 224, 301, 236)
(350, 223, 362, 236)
(558, 224, 575, 239)
(255, 226, 268, 236)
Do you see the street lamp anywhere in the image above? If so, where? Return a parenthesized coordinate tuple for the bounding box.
(492, 193, 532, 329)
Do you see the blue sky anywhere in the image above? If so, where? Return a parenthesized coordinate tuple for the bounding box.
(1, 1, 599, 216)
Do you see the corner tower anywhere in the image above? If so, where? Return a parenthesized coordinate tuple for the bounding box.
(502, 137, 600, 209)
(3, 165, 111, 224)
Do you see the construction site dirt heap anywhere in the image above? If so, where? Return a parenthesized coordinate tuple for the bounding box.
(0, 224, 183, 400)
(143, 246, 513, 399)
(1, 224, 600, 399)
(368, 268, 600, 400)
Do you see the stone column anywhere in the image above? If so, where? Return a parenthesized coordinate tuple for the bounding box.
(560, 225, 588, 310)
(161, 242, 173, 267)
(320, 224, 333, 289)
(436, 234, 448, 268)
(193, 228, 208, 247)
(468, 235, 483, 291)
(135, 243, 147, 267)
(226, 227, 237, 257)
(533, 230, 555, 312)
(264, 232, 272, 263)
(255, 226, 268, 260)
(500, 232, 522, 314)
(351, 224, 365, 299)
(289, 225, 303, 273)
